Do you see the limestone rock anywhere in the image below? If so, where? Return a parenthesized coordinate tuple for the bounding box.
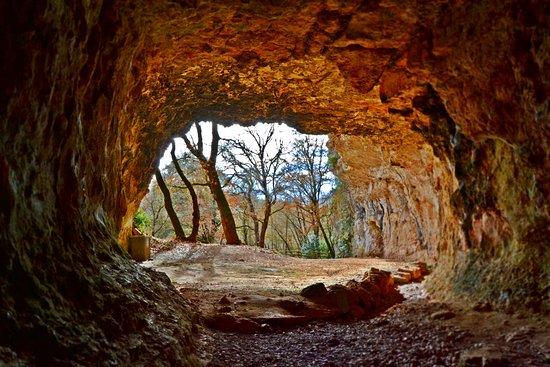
(393, 274, 411, 285)
(301, 268, 404, 319)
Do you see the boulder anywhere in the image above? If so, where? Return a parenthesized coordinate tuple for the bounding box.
(298, 267, 404, 320)
(396, 271, 412, 283)
(300, 282, 328, 298)
(326, 284, 350, 314)
(349, 305, 365, 319)
(397, 267, 422, 281)
(346, 280, 374, 311)
(204, 314, 262, 333)
(393, 274, 410, 285)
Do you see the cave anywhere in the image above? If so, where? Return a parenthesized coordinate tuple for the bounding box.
(0, 0, 548, 365)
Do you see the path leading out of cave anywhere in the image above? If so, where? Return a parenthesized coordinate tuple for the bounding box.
(144, 242, 413, 296)
(145, 242, 419, 327)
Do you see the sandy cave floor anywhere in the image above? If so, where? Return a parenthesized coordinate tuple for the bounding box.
(143, 242, 549, 367)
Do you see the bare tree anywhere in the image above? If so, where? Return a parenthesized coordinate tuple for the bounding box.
(289, 136, 336, 257)
(141, 183, 171, 237)
(222, 126, 288, 248)
(170, 142, 200, 242)
(231, 172, 259, 246)
(155, 168, 187, 240)
(183, 122, 241, 245)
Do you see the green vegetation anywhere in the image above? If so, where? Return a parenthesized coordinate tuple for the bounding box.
(133, 209, 151, 235)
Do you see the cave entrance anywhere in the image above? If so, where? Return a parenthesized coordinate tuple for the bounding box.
(136, 121, 428, 333)
(138, 121, 339, 257)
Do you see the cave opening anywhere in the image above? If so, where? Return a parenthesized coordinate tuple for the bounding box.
(139, 121, 341, 256)
(134, 119, 434, 346)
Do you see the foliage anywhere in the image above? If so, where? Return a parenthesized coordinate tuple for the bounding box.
(328, 181, 355, 258)
(300, 233, 321, 258)
(133, 209, 151, 235)
(327, 150, 340, 171)
(299, 234, 337, 259)
(335, 216, 353, 258)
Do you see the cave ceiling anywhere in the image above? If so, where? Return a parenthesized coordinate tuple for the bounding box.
(135, 0, 440, 139)
(110, 0, 547, 241)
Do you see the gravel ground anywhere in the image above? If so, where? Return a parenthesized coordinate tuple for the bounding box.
(198, 296, 549, 367)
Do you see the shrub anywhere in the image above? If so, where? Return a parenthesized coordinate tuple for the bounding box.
(133, 209, 151, 235)
(300, 234, 321, 259)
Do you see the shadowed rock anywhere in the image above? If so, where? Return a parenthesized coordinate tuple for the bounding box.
(301, 268, 405, 319)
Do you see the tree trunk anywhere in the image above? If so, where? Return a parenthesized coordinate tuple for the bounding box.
(204, 164, 240, 245)
(318, 218, 336, 258)
(258, 202, 272, 248)
(241, 211, 250, 246)
(155, 169, 186, 240)
(311, 201, 335, 258)
(245, 192, 260, 246)
(171, 145, 199, 242)
(311, 202, 321, 238)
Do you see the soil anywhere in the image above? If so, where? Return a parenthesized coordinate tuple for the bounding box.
(145, 242, 549, 366)
(145, 242, 414, 295)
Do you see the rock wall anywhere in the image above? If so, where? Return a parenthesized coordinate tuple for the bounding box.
(330, 129, 459, 262)
(0, 1, 198, 365)
(0, 0, 548, 364)
(421, 1, 549, 308)
(327, 83, 463, 262)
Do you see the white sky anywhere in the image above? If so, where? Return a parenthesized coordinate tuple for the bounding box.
(158, 121, 328, 170)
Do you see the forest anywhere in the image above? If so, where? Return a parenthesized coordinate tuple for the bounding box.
(135, 122, 355, 258)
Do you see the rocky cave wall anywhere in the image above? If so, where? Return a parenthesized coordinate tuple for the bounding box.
(0, 0, 548, 364)
(329, 120, 459, 262)
(0, 1, 199, 365)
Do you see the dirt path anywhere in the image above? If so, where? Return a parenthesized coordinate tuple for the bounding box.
(145, 242, 414, 295)
(145, 243, 549, 366)
(144, 242, 420, 328)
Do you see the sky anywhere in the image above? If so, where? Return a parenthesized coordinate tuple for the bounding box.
(158, 121, 328, 170)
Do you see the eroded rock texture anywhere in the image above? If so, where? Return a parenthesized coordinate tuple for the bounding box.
(0, 0, 548, 364)
(0, 1, 198, 365)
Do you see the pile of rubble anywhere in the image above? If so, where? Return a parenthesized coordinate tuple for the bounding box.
(203, 263, 429, 332)
(300, 266, 425, 319)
